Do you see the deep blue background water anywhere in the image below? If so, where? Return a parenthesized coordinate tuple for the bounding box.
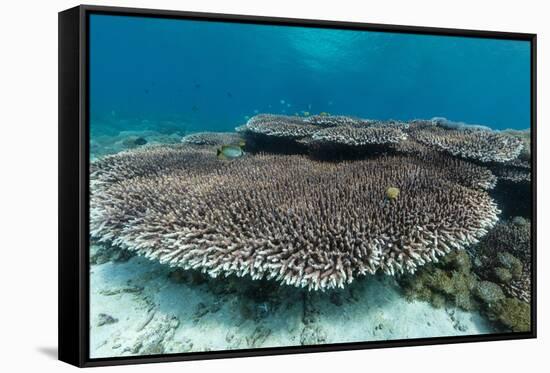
(89, 14, 531, 135)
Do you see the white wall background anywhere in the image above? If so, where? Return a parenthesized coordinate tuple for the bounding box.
(0, 0, 546, 370)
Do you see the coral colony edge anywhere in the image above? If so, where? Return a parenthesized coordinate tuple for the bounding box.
(74, 8, 535, 363)
(89, 115, 532, 357)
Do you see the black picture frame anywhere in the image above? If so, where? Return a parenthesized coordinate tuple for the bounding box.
(58, 4, 537, 368)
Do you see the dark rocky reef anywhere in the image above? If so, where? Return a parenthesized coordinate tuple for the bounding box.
(398, 217, 531, 332)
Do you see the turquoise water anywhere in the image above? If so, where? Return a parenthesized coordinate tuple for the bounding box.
(89, 14, 530, 135)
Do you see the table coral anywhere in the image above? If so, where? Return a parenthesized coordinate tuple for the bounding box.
(91, 145, 499, 291)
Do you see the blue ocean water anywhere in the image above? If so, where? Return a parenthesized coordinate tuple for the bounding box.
(89, 14, 530, 136)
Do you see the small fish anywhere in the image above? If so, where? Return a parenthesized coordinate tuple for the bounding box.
(302, 111, 310, 116)
(287, 103, 291, 107)
(194, 83, 201, 89)
(253, 109, 259, 114)
(227, 92, 233, 98)
(191, 105, 199, 112)
(217, 144, 245, 160)
(280, 99, 285, 104)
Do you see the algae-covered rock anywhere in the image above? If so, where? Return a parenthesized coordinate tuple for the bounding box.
(398, 251, 478, 311)
(450, 270, 478, 310)
(493, 267, 513, 284)
(496, 252, 523, 279)
(488, 298, 531, 332)
(451, 250, 472, 272)
(474, 281, 505, 305)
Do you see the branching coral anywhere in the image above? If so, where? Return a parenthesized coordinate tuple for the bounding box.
(181, 132, 244, 146)
(502, 128, 531, 161)
(304, 115, 366, 127)
(237, 114, 319, 139)
(408, 121, 523, 163)
(91, 146, 500, 291)
(407, 150, 497, 190)
(310, 125, 407, 146)
(238, 114, 408, 148)
(90, 144, 218, 186)
(492, 166, 531, 183)
(489, 133, 531, 183)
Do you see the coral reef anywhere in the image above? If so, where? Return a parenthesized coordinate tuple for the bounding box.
(90, 144, 219, 186)
(398, 250, 480, 311)
(486, 297, 531, 332)
(399, 217, 532, 332)
(304, 114, 366, 127)
(430, 117, 492, 131)
(474, 281, 505, 304)
(489, 129, 531, 183)
(408, 121, 523, 163)
(310, 124, 407, 146)
(237, 114, 408, 150)
(491, 166, 531, 183)
(237, 114, 319, 139)
(502, 128, 531, 160)
(91, 145, 499, 291)
(413, 151, 497, 190)
(473, 218, 532, 303)
(181, 132, 244, 146)
(237, 115, 527, 189)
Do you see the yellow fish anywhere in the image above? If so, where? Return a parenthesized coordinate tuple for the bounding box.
(216, 143, 245, 160)
(385, 187, 400, 201)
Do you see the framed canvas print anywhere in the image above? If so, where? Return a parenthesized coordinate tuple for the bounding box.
(58, 5, 537, 367)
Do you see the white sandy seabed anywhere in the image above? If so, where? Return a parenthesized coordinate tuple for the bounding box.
(89, 246, 498, 359)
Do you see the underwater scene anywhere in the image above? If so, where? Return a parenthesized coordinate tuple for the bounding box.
(88, 14, 532, 358)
